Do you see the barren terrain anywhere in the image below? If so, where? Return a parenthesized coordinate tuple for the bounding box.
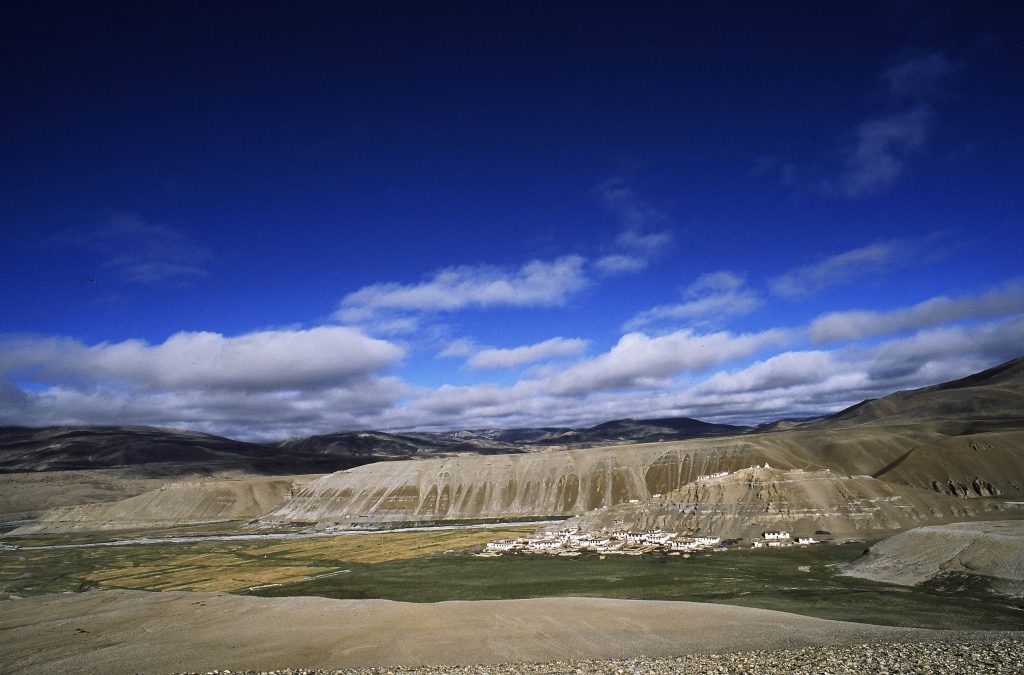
(0, 591, 1010, 674)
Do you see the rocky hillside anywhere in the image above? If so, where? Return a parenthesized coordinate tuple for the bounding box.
(804, 357, 1023, 433)
(261, 439, 771, 526)
(566, 466, 1011, 539)
(10, 476, 316, 534)
(842, 520, 1024, 596)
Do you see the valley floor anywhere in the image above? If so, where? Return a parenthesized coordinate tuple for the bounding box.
(2, 590, 1021, 674)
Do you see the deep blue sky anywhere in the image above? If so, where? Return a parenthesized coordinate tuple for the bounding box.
(2, 2, 1022, 439)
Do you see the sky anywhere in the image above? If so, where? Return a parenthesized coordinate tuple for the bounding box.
(2, 1, 1022, 440)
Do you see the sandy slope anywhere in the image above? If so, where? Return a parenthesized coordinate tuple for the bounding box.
(0, 590, 985, 674)
(843, 520, 1024, 595)
(9, 475, 320, 534)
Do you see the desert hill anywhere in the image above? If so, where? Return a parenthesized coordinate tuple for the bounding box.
(566, 466, 1009, 539)
(262, 358, 1024, 529)
(843, 520, 1024, 596)
(9, 475, 317, 535)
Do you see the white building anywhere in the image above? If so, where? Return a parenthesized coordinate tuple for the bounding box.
(697, 471, 729, 481)
(763, 531, 790, 540)
(796, 536, 818, 545)
(527, 539, 563, 551)
(693, 536, 720, 547)
(486, 539, 521, 551)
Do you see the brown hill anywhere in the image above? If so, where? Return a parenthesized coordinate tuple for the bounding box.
(842, 520, 1024, 596)
(804, 357, 1023, 433)
(567, 466, 1015, 539)
(10, 476, 317, 535)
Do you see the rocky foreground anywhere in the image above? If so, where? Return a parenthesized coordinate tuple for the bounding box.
(178, 637, 1024, 674)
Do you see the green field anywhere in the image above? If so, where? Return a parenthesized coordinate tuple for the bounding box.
(3, 529, 1023, 631)
(246, 544, 1024, 630)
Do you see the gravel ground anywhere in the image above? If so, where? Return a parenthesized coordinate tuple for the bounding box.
(178, 637, 1024, 674)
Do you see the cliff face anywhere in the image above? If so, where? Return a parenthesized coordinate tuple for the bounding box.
(262, 440, 773, 525)
(262, 419, 1024, 527)
(566, 467, 1008, 539)
(11, 476, 314, 534)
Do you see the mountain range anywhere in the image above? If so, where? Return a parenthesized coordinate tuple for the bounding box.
(2, 356, 1022, 537)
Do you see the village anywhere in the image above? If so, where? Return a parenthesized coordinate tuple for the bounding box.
(478, 527, 819, 557)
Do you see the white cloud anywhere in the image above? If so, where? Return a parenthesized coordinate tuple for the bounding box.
(626, 271, 761, 329)
(759, 52, 955, 199)
(1, 326, 403, 392)
(599, 178, 666, 232)
(467, 337, 587, 370)
(687, 270, 745, 295)
(438, 338, 476, 359)
(594, 178, 672, 275)
(335, 255, 588, 323)
(6, 377, 410, 442)
(833, 104, 933, 198)
(47, 215, 212, 284)
(859, 316, 1024, 385)
(810, 281, 1024, 343)
(0, 326, 409, 440)
(595, 254, 647, 274)
(697, 351, 838, 394)
(770, 241, 905, 298)
(547, 327, 793, 396)
(882, 52, 961, 99)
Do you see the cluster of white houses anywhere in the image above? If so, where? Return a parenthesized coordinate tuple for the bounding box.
(750, 530, 818, 548)
(481, 527, 819, 557)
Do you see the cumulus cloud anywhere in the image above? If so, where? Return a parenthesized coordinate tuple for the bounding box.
(626, 271, 761, 329)
(467, 337, 587, 370)
(661, 315, 1023, 426)
(770, 241, 907, 298)
(696, 351, 838, 394)
(547, 327, 793, 396)
(1, 326, 403, 393)
(859, 315, 1024, 385)
(810, 281, 1024, 343)
(335, 256, 588, 323)
(47, 215, 212, 284)
(0, 326, 408, 440)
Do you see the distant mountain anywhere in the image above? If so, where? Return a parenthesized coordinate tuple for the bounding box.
(279, 417, 748, 457)
(275, 429, 527, 458)
(4, 358, 1020, 476)
(0, 426, 364, 474)
(530, 417, 750, 445)
(0, 415, 750, 474)
(803, 357, 1024, 432)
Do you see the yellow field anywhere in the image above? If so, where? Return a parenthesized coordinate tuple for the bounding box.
(1, 525, 538, 594)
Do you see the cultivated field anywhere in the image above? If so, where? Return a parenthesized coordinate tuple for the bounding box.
(3, 526, 1023, 630)
(0, 525, 538, 593)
